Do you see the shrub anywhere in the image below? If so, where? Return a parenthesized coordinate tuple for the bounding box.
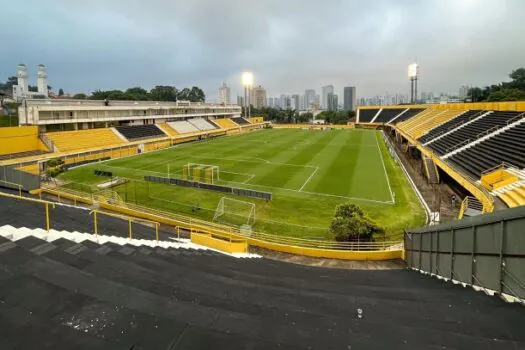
(46, 158, 64, 167)
(329, 203, 384, 242)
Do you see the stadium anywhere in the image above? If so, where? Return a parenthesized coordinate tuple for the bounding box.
(0, 92, 524, 348)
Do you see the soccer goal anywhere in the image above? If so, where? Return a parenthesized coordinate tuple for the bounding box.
(182, 163, 220, 184)
(213, 197, 256, 227)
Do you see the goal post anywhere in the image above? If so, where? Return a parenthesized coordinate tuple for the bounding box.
(213, 197, 255, 227)
(182, 163, 220, 184)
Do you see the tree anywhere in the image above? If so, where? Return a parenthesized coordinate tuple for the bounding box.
(150, 86, 178, 101)
(329, 203, 384, 242)
(468, 67, 525, 102)
(126, 87, 149, 101)
(72, 93, 87, 99)
(177, 87, 191, 101)
(297, 112, 313, 123)
(28, 85, 38, 92)
(187, 86, 206, 102)
(58, 88, 64, 96)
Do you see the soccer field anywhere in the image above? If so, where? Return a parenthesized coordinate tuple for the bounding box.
(59, 128, 426, 240)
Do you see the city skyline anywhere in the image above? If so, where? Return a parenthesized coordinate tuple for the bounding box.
(2, 1, 524, 100)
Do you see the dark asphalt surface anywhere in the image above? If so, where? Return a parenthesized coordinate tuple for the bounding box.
(1, 193, 525, 349)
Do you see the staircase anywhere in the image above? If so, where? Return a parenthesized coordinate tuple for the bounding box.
(423, 157, 440, 184)
(1, 224, 525, 348)
(459, 196, 484, 219)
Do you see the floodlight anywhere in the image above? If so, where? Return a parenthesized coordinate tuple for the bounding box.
(408, 63, 419, 79)
(241, 72, 254, 87)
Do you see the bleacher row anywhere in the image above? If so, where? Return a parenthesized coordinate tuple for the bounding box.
(359, 106, 525, 208)
(46, 117, 251, 153)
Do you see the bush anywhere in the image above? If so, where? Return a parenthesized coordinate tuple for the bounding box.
(46, 166, 65, 178)
(329, 203, 384, 242)
(46, 158, 64, 167)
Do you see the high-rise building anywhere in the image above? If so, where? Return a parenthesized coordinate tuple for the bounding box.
(343, 86, 356, 111)
(250, 85, 267, 108)
(459, 85, 470, 100)
(237, 95, 244, 106)
(268, 97, 275, 108)
(322, 85, 334, 109)
(304, 89, 315, 110)
(327, 93, 338, 112)
(291, 94, 300, 111)
(218, 82, 231, 104)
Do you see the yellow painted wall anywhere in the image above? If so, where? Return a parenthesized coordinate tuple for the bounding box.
(248, 116, 264, 124)
(0, 126, 49, 155)
(358, 101, 525, 112)
(191, 232, 248, 254)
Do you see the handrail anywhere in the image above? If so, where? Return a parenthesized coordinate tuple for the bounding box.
(89, 209, 160, 241)
(476, 125, 499, 140)
(445, 139, 470, 154)
(506, 112, 525, 125)
(0, 191, 56, 231)
(40, 185, 401, 251)
(0, 180, 23, 196)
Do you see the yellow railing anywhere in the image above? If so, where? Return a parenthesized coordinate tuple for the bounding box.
(0, 191, 56, 231)
(40, 185, 402, 253)
(90, 209, 160, 241)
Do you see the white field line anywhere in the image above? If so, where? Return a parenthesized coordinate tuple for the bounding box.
(222, 179, 394, 204)
(242, 174, 255, 184)
(299, 167, 319, 192)
(375, 131, 395, 203)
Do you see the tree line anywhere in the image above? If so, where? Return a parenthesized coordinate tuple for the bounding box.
(73, 86, 205, 102)
(469, 67, 525, 102)
(0, 76, 206, 103)
(249, 106, 356, 125)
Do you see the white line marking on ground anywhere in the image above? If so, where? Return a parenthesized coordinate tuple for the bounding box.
(242, 174, 255, 184)
(222, 179, 394, 204)
(374, 132, 395, 203)
(299, 167, 319, 192)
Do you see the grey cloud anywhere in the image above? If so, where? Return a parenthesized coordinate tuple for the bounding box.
(1, 0, 524, 100)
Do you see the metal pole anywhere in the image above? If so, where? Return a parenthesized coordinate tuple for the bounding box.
(94, 211, 98, 236)
(45, 203, 50, 232)
(128, 219, 132, 240)
(155, 224, 159, 242)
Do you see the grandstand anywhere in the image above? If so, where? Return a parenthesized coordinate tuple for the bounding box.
(213, 117, 238, 128)
(157, 123, 179, 136)
(188, 117, 217, 130)
(231, 116, 251, 125)
(114, 124, 167, 141)
(46, 128, 126, 152)
(167, 120, 200, 134)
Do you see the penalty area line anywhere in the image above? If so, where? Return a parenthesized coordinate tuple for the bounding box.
(299, 167, 319, 192)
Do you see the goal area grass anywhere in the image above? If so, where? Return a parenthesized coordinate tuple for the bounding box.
(58, 128, 426, 241)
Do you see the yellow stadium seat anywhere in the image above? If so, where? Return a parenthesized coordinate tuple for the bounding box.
(46, 128, 126, 152)
(213, 118, 239, 129)
(158, 123, 179, 137)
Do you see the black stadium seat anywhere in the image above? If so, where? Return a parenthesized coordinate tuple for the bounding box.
(428, 111, 521, 156)
(418, 110, 483, 144)
(390, 108, 425, 124)
(115, 124, 166, 141)
(358, 109, 379, 122)
(447, 122, 525, 179)
(373, 109, 404, 123)
(231, 117, 250, 125)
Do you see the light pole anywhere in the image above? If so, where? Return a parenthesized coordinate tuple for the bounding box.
(241, 72, 254, 118)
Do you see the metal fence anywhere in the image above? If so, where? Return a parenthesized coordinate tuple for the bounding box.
(405, 206, 525, 303)
(0, 164, 40, 191)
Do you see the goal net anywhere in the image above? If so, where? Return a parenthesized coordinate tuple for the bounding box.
(213, 197, 255, 227)
(182, 163, 220, 184)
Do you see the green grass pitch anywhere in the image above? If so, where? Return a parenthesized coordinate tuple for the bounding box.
(59, 128, 426, 241)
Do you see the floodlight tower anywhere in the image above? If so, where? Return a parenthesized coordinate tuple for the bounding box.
(241, 71, 254, 118)
(408, 63, 419, 103)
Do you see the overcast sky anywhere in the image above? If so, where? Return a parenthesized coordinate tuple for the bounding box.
(2, 0, 524, 101)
